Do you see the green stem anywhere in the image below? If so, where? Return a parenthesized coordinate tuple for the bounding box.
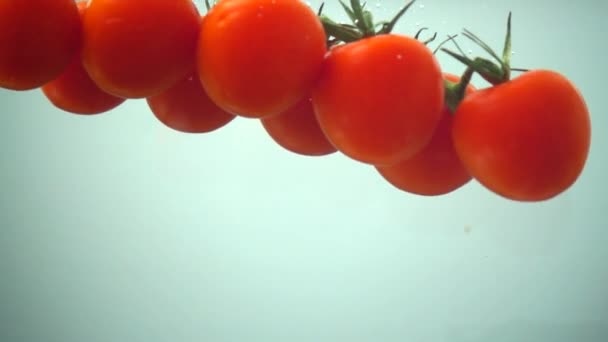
(320, 15, 363, 43)
(362, 10, 375, 37)
(444, 66, 475, 113)
(376, 0, 416, 35)
(320, 0, 416, 45)
(441, 12, 517, 86)
(501, 12, 513, 81)
(204, 0, 218, 11)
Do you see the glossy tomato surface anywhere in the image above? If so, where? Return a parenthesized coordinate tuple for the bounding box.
(376, 74, 475, 196)
(261, 96, 336, 156)
(82, 0, 200, 98)
(452, 70, 591, 201)
(147, 74, 235, 134)
(42, 1, 125, 115)
(312, 34, 444, 166)
(0, 0, 80, 90)
(198, 0, 327, 118)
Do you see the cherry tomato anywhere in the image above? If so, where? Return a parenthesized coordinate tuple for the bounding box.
(312, 34, 444, 166)
(41, 2, 125, 115)
(82, 0, 200, 98)
(453, 70, 591, 201)
(147, 73, 235, 134)
(376, 74, 475, 196)
(0, 0, 80, 90)
(261, 96, 336, 156)
(198, 0, 327, 118)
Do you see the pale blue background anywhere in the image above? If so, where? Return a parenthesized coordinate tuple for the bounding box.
(1, 1, 607, 341)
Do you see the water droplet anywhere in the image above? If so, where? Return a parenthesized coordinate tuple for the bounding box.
(419, 4, 425, 9)
(468, 49, 473, 54)
(396, 54, 403, 60)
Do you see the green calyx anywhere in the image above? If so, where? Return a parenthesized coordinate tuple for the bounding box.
(319, 0, 417, 44)
(444, 68, 474, 114)
(442, 12, 514, 86)
(317, 3, 522, 114)
(414, 27, 438, 46)
(441, 12, 530, 113)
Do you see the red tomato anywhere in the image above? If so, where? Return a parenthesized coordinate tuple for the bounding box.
(147, 73, 235, 133)
(0, 0, 80, 90)
(376, 74, 475, 196)
(453, 70, 591, 201)
(82, 0, 200, 98)
(261, 96, 336, 156)
(41, 2, 125, 115)
(198, 0, 327, 118)
(312, 34, 444, 166)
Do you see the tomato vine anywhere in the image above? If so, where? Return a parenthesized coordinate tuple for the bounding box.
(0, 0, 591, 201)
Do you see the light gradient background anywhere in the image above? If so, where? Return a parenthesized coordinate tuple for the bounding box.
(1, 0, 607, 341)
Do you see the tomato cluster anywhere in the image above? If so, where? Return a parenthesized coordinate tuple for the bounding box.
(0, 0, 591, 202)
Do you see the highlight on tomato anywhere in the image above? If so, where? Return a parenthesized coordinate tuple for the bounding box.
(41, 1, 125, 115)
(261, 96, 337, 156)
(313, 1, 444, 166)
(147, 73, 235, 134)
(443, 14, 591, 202)
(376, 74, 475, 196)
(0, 0, 593, 203)
(197, 0, 327, 118)
(82, 0, 200, 99)
(453, 70, 590, 202)
(0, 0, 81, 90)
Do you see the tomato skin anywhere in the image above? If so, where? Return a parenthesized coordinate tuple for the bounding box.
(261, 96, 337, 156)
(376, 74, 475, 196)
(453, 70, 591, 201)
(0, 0, 80, 90)
(82, 0, 200, 98)
(42, 53, 125, 115)
(147, 74, 235, 134)
(198, 0, 327, 118)
(312, 34, 444, 166)
(41, 2, 125, 115)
